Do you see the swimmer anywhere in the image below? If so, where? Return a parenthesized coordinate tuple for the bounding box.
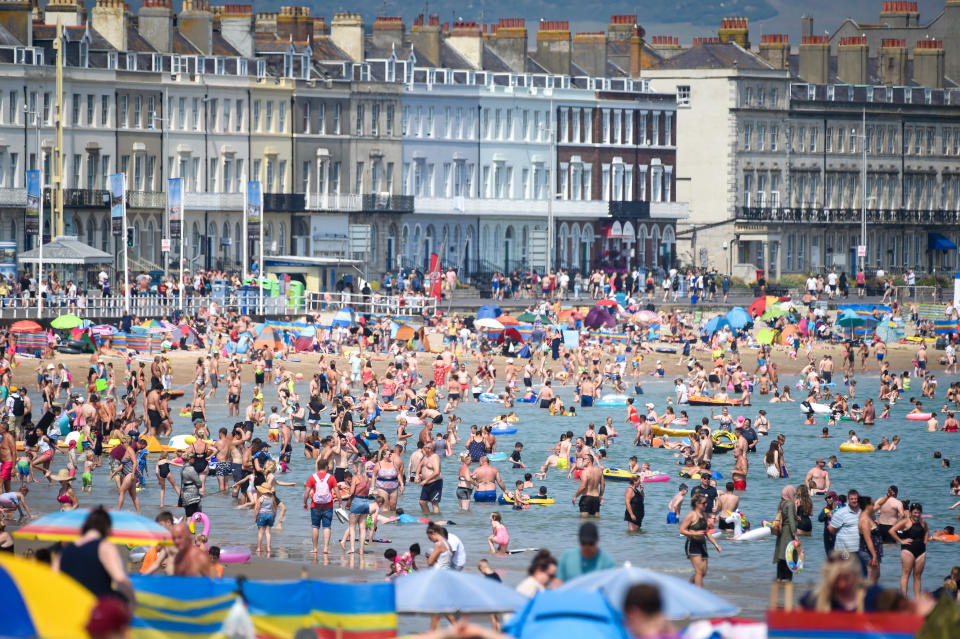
(666, 484, 688, 524)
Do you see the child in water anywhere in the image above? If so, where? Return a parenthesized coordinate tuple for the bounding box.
(488, 512, 509, 553)
(511, 480, 529, 510)
(81, 452, 95, 492)
(667, 484, 688, 523)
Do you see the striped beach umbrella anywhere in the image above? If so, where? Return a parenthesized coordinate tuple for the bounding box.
(13, 508, 173, 547)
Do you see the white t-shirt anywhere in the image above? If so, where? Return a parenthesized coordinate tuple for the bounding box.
(446, 532, 466, 568)
(827, 273, 837, 287)
(806, 277, 816, 291)
(516, 576, 545, 597)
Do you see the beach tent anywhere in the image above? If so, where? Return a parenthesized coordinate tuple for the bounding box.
(395, 325, 416, 341)
(756, 328, 777, 345)
(779, 324, 799, 345)
(725, 307, 753, 330)
(331, 307, 356, 327)
(476, 305, 502, 320)
(253, 326, 283, 351)
(505, 590, 628, 639)
(293, 325, 317, 352)
(584, 307, 616, 329)
(701, 315, 730, 337)
(497, 327, 524, 344)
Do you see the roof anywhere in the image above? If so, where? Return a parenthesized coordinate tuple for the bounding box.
(19, 237, 113, 265)
(439, 42, 472, 70)
(172, 30, 201, 55)
(310, 35, 351, 62)
(651, 42, 773, 71)
(0, 22, 21, 47)
(481, 45, 511, 72)
(126, 27, 156, 53)
(212, 31, 241, 57)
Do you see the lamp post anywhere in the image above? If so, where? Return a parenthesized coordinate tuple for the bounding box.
(25, 105, 43, 318)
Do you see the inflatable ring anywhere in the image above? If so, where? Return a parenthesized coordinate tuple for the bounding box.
(687, 396, 741, 407)
(486, 452, 507, 462)
(906, 413, 933, 421)
(786, 539, 805, 573)
(56, 346, 84, 354)
(490, 425, 517, 435)
(603, 468, 635, 482)
(595, 394, 629, 407)
(642, 472, 670, 483)
(932, 532, 960, 542)
(839, 442, 876, 453)
(711, 430, 736, 452)
(219, 546, 251, 564)
(498, 494, 555, 506)
(478, 393, 500, 403)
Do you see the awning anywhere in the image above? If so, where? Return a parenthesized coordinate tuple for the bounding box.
(928, 232, 957, 251)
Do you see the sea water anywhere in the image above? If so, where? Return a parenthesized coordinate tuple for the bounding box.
(54, 376, 960, 619)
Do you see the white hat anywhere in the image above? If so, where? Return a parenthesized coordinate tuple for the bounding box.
(506, 358, 514, 364)
(47, 364, 55, 370)
(645, 402, 654, 409)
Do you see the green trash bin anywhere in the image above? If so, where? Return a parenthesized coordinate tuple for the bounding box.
(287, 280, 305, 311)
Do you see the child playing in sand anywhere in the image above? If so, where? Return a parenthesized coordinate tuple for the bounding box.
(487, 512, 509, 553)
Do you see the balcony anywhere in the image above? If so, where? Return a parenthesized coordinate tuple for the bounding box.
(362, 194, 413, 214)
(127, 191, 166, 209)
(184, 192, 243, 211)
(263, 193, 305, 212)
(414, 196, 611, 218)
(736, 206, 960, 226)
(305, 193, 363, 212)
(0, 188, 26, 207)
(63, 188, 110, 208)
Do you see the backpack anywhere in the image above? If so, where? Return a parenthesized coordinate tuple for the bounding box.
(311, 472, 333, 504)
(11, 395, 24, 416)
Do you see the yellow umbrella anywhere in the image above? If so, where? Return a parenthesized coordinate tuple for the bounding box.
(0, 553, 97, 639)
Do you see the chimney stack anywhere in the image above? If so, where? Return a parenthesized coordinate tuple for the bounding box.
(331, 12, 364, 62)
(447, 20, 483, 69)
(179, 0, 213, 56)
(139, 0, 174, 53)
(0, 0, 29, 46)
(536, 20, 571, 75)
(798, 35, 830, 84)
(219, 4, 253, 57)
(572, 32, 608, 76)
(879, 38, 907, 85)
(487, 18, 527, 74)
(718, 16, 749, 48)
(649, 35, 682, 58)
(912, 38, 944, 88)
(410, 14, 441, 67)
(801, 16, 813, 39)
(758, 34, 789, 70)
(91, 0, 127, 50)
(608, 14, 637, 42)
(372, 16, 405, 51)
(692, 37, 720, 46)
(44, 0, 83, 27)
(254, 12, 276, 35)
(879, 1, 919, 27)
(837, 35, 868, 85)
(277, 6, 312, 42)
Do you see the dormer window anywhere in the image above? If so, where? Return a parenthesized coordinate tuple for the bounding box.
(284, 52, 294, 78)
(216, 58, 225, 75)
(239, 59, 248, 76)
(126, 54, 137, 71)
(257, 59, 266, 78)
(404, 60, 413, 84)
(152, 53, 162, 72)
(386, 56, 396, 83)
(79, 40, 89, 68)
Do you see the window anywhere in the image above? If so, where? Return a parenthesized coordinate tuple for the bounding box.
(758, 124, 766, 151)
(386, 162, 394, 193)
(253, 100, 261, 131)
(222, 98, 231, 131)
(192, 97, 200, 131)
(371, 103, 380, 136)
(825, 127, 833, 152)
(677, 85, 691, 106)
(302, 160, 311, 193)
(278, 101, 286, 132)
(209, 157, 217, 192)
(639, 112, 647, 145)
(652, 113, 659, 146)
(192, 158, 200, 191)
(559, 109, 569, 143)
(278, 160, 287, 191)
(7, 91, 16, 124)
(318, 103, 325, 133)
(71, 154, 81, 188)
(223, 157, 232, 192)
(133, 155, 143, 190)
(235, 99, 243, 132)
(177, 97, 186, 130)
(849, 127, 857, 153)
(119, 95, 128, 128)
(810, 128, 818, 152)
(743, 173, 753, 206)
(265, 101, 273, 131)
(133, 95, 142, 128)
(302, 101, 311, 134)
(613, 110, 622, 145)
(602, 109, 610, 143)
(663, 113, 670, 146)
(743, 124, 752, 151)
(770, 125, 778, 151)
(744, 86, 753, 106)
(86, 95, 94, 127)
(253, 159, 261, 183)
(356, 103, 364, 136)
(757, 87, 765, 107)
(265, 159, 274, 192)
(386, 104, 394, 135)
(334, 103, 341, 134)
(355, 161, 364, 193)
(146, 156, 155, 191)
(72, 93, 80, 126)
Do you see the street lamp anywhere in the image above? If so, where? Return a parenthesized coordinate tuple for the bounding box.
(25, 104, 43, 318)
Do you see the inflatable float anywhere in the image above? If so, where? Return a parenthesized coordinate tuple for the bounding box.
(839, 442, 876, 453)
(687, 396, 741, 407)
(801, 402, 831, 415)
(735, 526, 772, 541)
(478, 393, 501, 403)
(486, 452, 507, 462)
(905, 412, 933, 421)
(711, 430, 736, 453)
(652, 425, 695, 438)
(490, 425, 517, 435)
(497, 494, 555, 506)
(515, 395, 539, 403)
(595, 394, 629, 407)
(396, 413, 424, 426)
(219, 546, 251, 564)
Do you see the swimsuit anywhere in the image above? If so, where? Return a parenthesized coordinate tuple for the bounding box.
(579, 495, 600, 515)
(901, 521, 927, 558)
(375, 467, 400, 494)
(474, 489, 497, 502)
(685, 516, 709, 557)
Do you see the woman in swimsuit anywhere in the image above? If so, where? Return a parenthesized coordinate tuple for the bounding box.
(680, 494, 721, 586)
(890, 503, 928, 597)
(372, 449, 403, 511)
(155, 452, 181, 509)
(456, 453, 474, 510)
(55, 474, 79, 511)
(467, 428, 486, 462)
(857, 495, 884, 584)
(191, 387, 207, 424)
(112, 438, 141, 513)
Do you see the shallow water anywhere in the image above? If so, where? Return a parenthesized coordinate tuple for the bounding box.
(29, 375, 960, 620)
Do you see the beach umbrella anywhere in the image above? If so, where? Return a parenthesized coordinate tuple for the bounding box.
(724, 307, 753, 330)
(747, 295, 778, 317)
(584, 306, 616, 329)
(760, 306, 787, 322)
(395, 567, 528, 615)
(476, 305, 502, 320)
(140, 319, 163, 328)
(395, 325, 415, 341)
(0, 553, 97, 639)
(632, 310, 659, 324)
(756, 328, 777, 345)
(331, 307, 355, 327)
(517, 312, 538, 323)
(701, 315, 730, 337)
(10, 320, 41, 334)
(557, 309, 583, 320)
(475, 318, 505, 330)
(836, 309, 866, 328)
(497, 327, 524, 344)
(505, 590, 628, 639)
(596, 299, 619, 308)
(498, 315, 520, 326)
(779, 324, 799, 345)
(558, 565, 738, 620)
(14, 508, 173, 547)
(50, 314, 84, 329)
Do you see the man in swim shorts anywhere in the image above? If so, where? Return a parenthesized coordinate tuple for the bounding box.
(572, 456, 603, 517)
(471, 456, 507, 502)
(417, 442, 443, 513)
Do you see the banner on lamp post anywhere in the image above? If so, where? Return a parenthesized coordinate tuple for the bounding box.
(246, 180, 262, 235)
(25, 170, 40, 235)
(168, 177, 183, 240)
(109, 173, 125, 236)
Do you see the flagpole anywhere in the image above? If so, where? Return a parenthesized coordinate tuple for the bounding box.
(37, 171, 44, 320)
(122, 173, 130, 314)
(258, 188, 264, 316)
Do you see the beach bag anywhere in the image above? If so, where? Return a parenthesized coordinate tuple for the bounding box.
(311, 472, 333, 504)
(770, 504, 783, 536)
